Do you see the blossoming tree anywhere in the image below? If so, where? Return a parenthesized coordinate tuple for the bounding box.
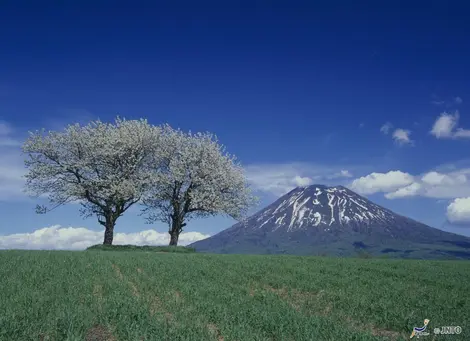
(22, 118, 162, 245)
(142, 125, 257, 246)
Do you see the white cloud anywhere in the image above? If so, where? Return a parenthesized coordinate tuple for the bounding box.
(454, 96, 463, 105)
(0, 225, 210, 250)
(447, 198, 470, 224)
(354, 168, 470, 200)
(385, 182, 422, 199)
(392, 128, 413, 146)
(245, 164, 317, 196)
(380, 122, 393, 135)
(244, 163, 359, 196)
(430, 112, 458, 138)
(413, 169, 470, 198)
(326, 170, 354, 179)
(380, 123, 414, 146)
(350, 171, 415, 195)
(421, 171, 466, 186)
(430, 111, 470, 139)
(454, 128, 470, 138)
(293, 175, 312, 187)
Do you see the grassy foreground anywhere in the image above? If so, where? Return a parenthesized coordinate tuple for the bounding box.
(0, 251, 468, 341)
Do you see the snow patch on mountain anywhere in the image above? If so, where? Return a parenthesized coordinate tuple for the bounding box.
(249, 185, 400, 232)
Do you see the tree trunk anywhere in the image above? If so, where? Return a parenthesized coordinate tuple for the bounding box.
(168, 216, 185, 246)
(169, 230, 179, 246)
(103, 216, 115, 245)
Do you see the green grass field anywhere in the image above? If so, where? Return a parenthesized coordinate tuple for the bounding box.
(0, 249, 468, 341)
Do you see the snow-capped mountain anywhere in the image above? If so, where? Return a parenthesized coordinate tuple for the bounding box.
(248, 185, 401, 233)
(190, 185, 470, 259)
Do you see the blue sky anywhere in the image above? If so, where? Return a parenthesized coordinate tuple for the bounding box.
(1, 2, 470, 248)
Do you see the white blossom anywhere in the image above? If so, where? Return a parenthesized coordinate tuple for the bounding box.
(142, 125, 257, 244)
(22, 117, 256, 246)
(22, 117, 162, 243)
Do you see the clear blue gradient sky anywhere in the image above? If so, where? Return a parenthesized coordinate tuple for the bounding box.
(1, 1, 470, 248)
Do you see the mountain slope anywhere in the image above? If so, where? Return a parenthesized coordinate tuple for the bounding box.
(190, 185, 470, 259)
